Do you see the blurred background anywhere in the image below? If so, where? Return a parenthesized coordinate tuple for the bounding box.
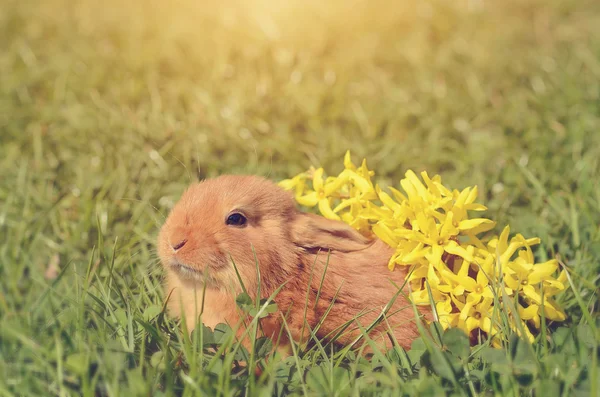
(1, 0, 599, 275)
(1, 0, 600, 393)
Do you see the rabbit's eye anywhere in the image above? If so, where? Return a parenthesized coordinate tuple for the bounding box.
(226, 212, 247, 227)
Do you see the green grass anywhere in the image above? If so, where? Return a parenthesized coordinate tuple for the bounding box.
(1, 0, 599, 395)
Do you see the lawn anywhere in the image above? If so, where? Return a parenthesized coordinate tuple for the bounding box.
(1, 0, 599, 395)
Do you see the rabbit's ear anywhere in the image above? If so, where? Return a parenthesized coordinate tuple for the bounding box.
(291, 213, 372, 252)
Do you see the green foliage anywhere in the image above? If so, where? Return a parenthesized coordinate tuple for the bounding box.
(1, 0, 599, 395)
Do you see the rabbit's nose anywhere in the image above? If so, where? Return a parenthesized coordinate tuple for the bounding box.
(172, 239, 187, 251)
(169, 227, 189, 252)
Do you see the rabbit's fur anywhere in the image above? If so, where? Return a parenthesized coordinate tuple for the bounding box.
(158, 175, 429, 351)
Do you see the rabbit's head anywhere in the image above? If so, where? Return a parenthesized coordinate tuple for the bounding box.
(158, 175, 374, 295)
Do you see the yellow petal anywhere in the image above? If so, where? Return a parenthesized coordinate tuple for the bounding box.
(445, 241, 475, 262)
(504, 275, 520, 291)
(454, 187, 471, 209)
(459, 300, 474, 322)
(360, 206, 392, 221)
(519, 321, 536, 342)
(466, 292, 482, 305)
(410, 288, 445, 304)
(404, 170, 429, 199)
(324, 174, 350, 196)
(332, 197, 358, 213)
(543, 279, 565, 293)
(457, 257, 471, 279)
(387, 255, 396, 271)
(436, 298, 453, 315)
(475, 252, 495, 276)
(464, 203, 488, 211)
(358, 159, 373, 177)
(341, 212, 355, 225)
(278, 178, 297, 191)
(377, 186, 403, 212)
(539, 298, 567, 321)
(421, 171, 441, 197)
(427, 244, 444, 268)
(413, 211, 426, 233)
(313, 168, 325, 192)
(440, 211, 458, 239)
(518, 244, 535, 264)
(433, 181, 453, 197)
(521, 284, 542, 304)
(478, 297, 493, 312)
(343, 169, 372, 193)
(318, 198, 340, 220)
(401, 243, 429, 263)
(343, 150, 356, 171)
(388, 186, 408, 203)
(499, 241, 525, 266)
(462, 276, 479, 292)
(528, 260, 558, 284)
(427, 264, 441, 288)
(557, 269, 568, 283)
(476, 269, 489, 286)
(498, 225, 510, 254)
(438, 284, 454, 293)
(441, 269, 477, 291)
(480, 316, 494, 334)
(453, 285, 466, 296)
(296, 191, 319, 207)
(458, 218, 496, 234)
(372, 223, 399, 248)
(407, 264, 428, 280)
(450, 293, 466, 311)
(421, 213, 439, 240)
(524, 237, 541, 246)
(400, 177, 417, 200)
(465, 186, 479, 205)
(519, 304, 539, 320)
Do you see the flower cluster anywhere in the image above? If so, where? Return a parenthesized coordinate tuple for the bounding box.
(279, 151, 568, 344)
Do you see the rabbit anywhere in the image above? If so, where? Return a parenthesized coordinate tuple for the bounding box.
(157, 175, 430, 353)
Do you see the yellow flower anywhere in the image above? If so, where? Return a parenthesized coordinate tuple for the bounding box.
(518, 303, 541, 329)
(439, 263, 494, 300)
(278, 172, 310, 198)
(411, 285, 457, 329)
(506, 258, 564, 292)
(281, 151, 569, 345)
(544, 269, 568, 297)
(456, 296, 500, 337)
(344, 150, 375, 181)
(295, 168, 341, 220)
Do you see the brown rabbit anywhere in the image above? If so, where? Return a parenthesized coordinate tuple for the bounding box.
(157, 175, 430, 352)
